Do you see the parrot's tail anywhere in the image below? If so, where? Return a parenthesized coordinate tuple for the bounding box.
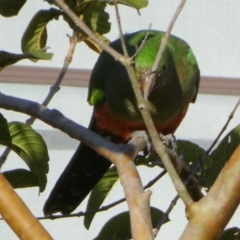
(43, 119, 111, 215)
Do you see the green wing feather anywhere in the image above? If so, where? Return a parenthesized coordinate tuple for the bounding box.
(88, 30, 200, 112)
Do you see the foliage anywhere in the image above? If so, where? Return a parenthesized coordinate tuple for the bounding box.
(219, 227, 240, 240)
(21, 8, 60, 62)
(0, 113, 49, 192)
(0, 0, 148, 69)
(0, 51, 52, 71)
(0, 0, 27, 17)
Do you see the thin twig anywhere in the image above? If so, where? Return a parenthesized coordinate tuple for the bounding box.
(114, 4, 155, 239)
(144, 0, 187, 100)
(26, 30, 79, 125)
(54, 0, 126, 64)
(0, 148, 11, 169)
(116, 2, 193, 207)
(0, 30, 78, 168)
(153, 195, 180, 237)
(206, 96, 240, 154)
(131, 23, 152, 60)
(33, 170, 167, 220)
(184, 96, 240, 185)
(114, 0, 128, 57)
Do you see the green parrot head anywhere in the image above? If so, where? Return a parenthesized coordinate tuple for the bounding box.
(126, 31, 199, 103)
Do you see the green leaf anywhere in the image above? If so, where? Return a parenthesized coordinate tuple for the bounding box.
(219, 227, 240, 240)
(83, 33, 110, 54)
(9, 122, 49, 192)
(204, 125, 240, 189)
(114, 0, 148, 10)
(21, 8, 61, 62)
(28, 49, 53, 61)
(63, 1, 111, 53)
(64, 2, 111, 37)
(0, 51, 29, 71)
(84, 167, 119, 229)
(94, 207, 166, 240)
(176, 140, 212, 170)
(82, 2, 110, 35)
(3, 169, 38, 189)
(0, 121, 49, 192)
(0, 51, 53, 71)
(0, 113, 11, 143)
(0, 0, 26, 17)
(83, 0, 148, 10)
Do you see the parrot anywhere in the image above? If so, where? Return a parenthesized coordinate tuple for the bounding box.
(43, 30, 200, 215)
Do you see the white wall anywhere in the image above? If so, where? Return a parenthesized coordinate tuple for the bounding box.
(1, 0, 240, 77)
(1, 1, 240, 239)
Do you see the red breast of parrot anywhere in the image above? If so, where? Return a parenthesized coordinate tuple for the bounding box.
(44, 30, 200, 215)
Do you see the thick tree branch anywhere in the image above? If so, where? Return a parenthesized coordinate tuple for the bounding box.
(180, 145, 240, 240)
(0, 92, 155, 239)
(0, 92, 125, 163)
(0, 173, 52, 240)
(115, 137, 154, 240)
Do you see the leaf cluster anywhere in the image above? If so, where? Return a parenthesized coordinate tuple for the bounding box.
(0, 113, 49, 192)
(0, 0, 148, 70)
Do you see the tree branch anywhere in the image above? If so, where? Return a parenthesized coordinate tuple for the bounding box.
(154, 195, 180, 237)
(180, 145, 240, 240)
(0, 173, 53, 239)
(113, 3, 154, 238)
(0, 30, 79, 168)
(36, 170, 166, 221)
(144, 0, 187, 99)
(206, 97, 240, 154)
(0, 92, 155, 239)
(26, 30, 79, 125)
(54, 0, 126, 64)
(53, 0, 193, 208)
(0, 92, 123, 163)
